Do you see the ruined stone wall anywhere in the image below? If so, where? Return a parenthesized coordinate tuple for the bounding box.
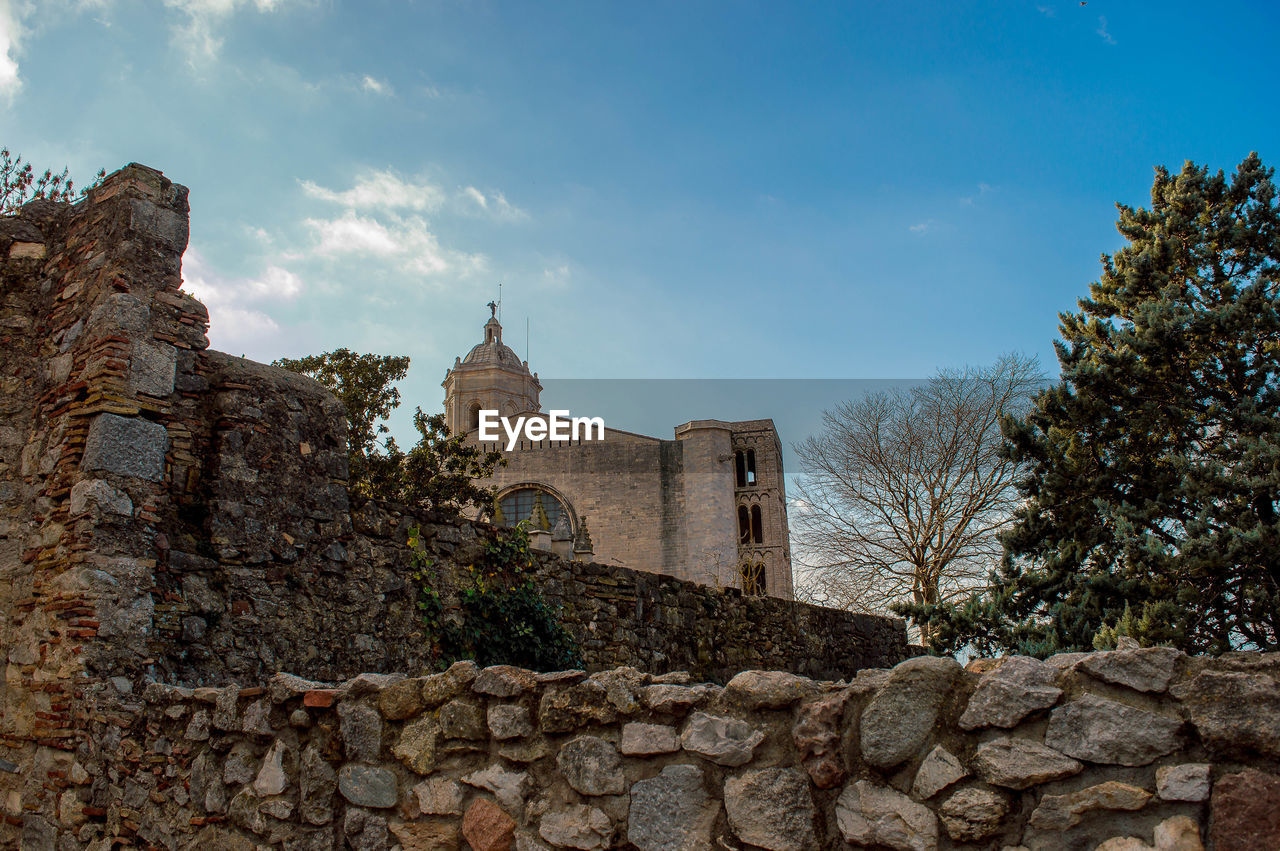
(39, 648, 1280, 850)
(0, 164, 910, 845)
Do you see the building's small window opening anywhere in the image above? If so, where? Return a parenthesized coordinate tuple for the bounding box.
(468, 402, 482, 431)
(735, 451, 746, 487)
(738, 505, 751, 544)
(740, 561, 765, 596)
(746, 449, 757, 485)
(751, 504, 763, 544)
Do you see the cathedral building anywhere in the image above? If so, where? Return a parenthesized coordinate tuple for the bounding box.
(443, 307, 794, 599)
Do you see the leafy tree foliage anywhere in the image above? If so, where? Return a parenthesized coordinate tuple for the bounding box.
(1, 147, 104, 214)
(911, 154, 1280, 656)
(792, 354, 1042, 643)
(274, 349, 503, 513)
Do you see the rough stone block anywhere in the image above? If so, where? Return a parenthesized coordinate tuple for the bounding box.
(81, 413, 168, 481)
(130, 340, 177, 397)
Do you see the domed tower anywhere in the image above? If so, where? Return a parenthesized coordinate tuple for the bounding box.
(442, 303, 541, 435)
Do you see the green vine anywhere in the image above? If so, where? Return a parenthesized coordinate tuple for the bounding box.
(408, 524, 581, 672)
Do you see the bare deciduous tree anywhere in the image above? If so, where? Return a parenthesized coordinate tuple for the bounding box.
(791, 354, 1043, 642)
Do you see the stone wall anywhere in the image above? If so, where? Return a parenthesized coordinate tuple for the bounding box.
(0, 163, 910, 845)
(39, 647, 1280, 849)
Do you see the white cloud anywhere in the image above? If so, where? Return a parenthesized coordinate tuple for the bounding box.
(181, 247, 304, 350)
(460, 185, 528, 222)
(909, 221, 932, 233)
(960, 182, 994, 206)
(0, 0, 31, 100)
(1035, 4, 1055, 17)
(301, 169, 445, 212)
(541, 264, 571, 288)
(162, 0, 300, 65)
(1097, 15, 1115, 45)
(302, 210, 485, 279)
(305, 210, 402, 257)
(361, 74, 391, 95)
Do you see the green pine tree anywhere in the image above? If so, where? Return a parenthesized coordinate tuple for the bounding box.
(910, 154, 1280, 656)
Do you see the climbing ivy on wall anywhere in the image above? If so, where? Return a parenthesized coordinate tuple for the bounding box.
(408, 524, 581, 672)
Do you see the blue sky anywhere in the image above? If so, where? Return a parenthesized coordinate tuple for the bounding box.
(4, 0, 1279, 440)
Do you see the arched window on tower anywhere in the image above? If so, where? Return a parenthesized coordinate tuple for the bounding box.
(735, 451, 746, 488)
(746, 449, 757, 485)
(738, 505, 751, 544)
(468, 402, 482, 432)
(751, 504, 763, 544)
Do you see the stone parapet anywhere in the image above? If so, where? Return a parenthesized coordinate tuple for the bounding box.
(28, 648, 1280, 849)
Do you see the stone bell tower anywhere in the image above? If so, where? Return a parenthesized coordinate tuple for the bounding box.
(442, 303, 542, 435)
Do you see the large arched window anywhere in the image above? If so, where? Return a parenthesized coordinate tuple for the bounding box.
(751, 504, 763, 544)
(468, 401, 483, 432)
(495, 487, 569, 532)
(738, 505, 751, 544)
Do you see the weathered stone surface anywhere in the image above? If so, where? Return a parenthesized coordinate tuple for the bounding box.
(619, 722, 679, 756)
(1155, 815, 1204, 851)
(724, 670, 820, 709)
(377, 678, 425, 720)
(339, 701, 383, 761)
(680, 711, 765, 767)
(393, 714, 439, 774)
(1045, 694, 1182, 765)
(1209, 768, 1280, 851)
(223, 740, 257, 784)
(463, 797, 517, 851)
(938, 786, 1007, 842)
(253, 740, 288, 796)
(725, 768, 817, 851)
(474, 665, 538, 697)
(1095, 838, 1154, 851)
(911, 745, 967, 800)
(299, 745, 337, 825)
(860, 655, 962, 769)
(1029, 781, 1152, 830)
(540, 681, 619, 733)
(345, 808, 389, 851)
(640, 683, 718, 714)
(130, 339, 177, 396)
(557, 735, 625, 796)
(792, 689, 849, 789)
(836, 779, 938, 851)
(81, 413, 168, 481)
(422, 661, 478, 707)
(1078, 646, 1182, 693)
(499, 737, 553, 763)
(627, 764, 716, 851)
(1156, 763, 1210, 802)
(488, 703, 534, 740)
(971, 737, 1083, 789)
(1174, 670, 1280, 759)
(413, 776, 464, 816)
(338, 764, 398, 809)
(463, 764, 530, 816)
(69, 478, 132, 516)
(269, 672, 332, 704)
(439, 699, 487, 740)
(538, 805, 614, 850)
(958, 655, 1062, 730)
(389, 819, 460, 851)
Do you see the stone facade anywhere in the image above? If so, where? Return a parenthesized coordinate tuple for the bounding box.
(0, 163, 909, 845)
(444, 316, 794, 598)
(27, 648, 1280, 849)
